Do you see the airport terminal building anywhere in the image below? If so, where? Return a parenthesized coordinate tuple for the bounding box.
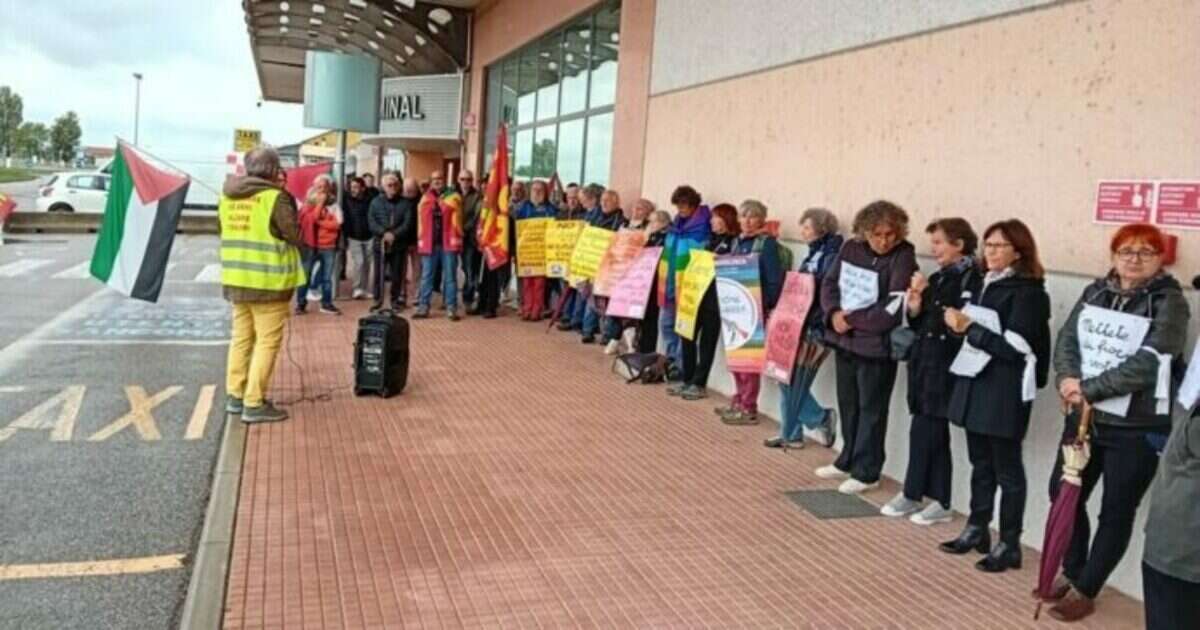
(243, 0, 1199, 598)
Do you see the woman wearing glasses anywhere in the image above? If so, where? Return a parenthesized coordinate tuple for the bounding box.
(1041, 224, 1190, 622)
(938, 219, 1051, 574)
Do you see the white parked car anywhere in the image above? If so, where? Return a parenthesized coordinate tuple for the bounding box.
(35, 171, 111, 214)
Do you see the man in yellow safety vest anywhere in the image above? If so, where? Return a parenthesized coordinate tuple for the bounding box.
(218, 146, 306, 423)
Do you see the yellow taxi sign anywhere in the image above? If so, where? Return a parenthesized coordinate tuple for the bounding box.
(233, 129, 261, 153)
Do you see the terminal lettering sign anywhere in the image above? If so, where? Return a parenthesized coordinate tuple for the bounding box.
(381, 94, 426, 121)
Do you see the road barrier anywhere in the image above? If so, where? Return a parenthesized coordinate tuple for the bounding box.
(2, 210, 218, 235)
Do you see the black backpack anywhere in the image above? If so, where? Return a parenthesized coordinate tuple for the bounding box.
(614, 352, 669, 384)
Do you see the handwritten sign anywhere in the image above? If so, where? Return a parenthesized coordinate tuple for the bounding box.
(716, 255, 766, 374)
(567, 225, 615, 286)
(515, 217, 551, 277)
(762, 272, 816, 382)
(838, 262, 879, 313)
(1154, 181, 1200, 230)
(545, 220, 585, 278)
(949, 304, 1002, 377)
(606, 247, 663, 319)
(1078, 304, 1151, 417)
(1095, 180, 1155, 225)
(593, 228, 648, 296)
(674, 250, 716, 340)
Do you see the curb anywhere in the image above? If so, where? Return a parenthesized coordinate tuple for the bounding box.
(179, 413, 247, 630)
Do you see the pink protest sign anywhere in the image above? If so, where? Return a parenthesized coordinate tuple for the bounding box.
(762, 272, 816, 383)
(605, 247, 663, 319)
(1094, 181, 1155, 225)
(1154, 181, 1200, 230)
(593, 229, 648, 296)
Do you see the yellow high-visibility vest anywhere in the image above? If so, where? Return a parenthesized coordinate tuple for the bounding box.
(218, 189, 306, 290)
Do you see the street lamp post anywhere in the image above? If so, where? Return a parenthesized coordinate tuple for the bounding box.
(132, 72, 143, 145)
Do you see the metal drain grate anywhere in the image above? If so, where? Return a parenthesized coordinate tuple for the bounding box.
(784, 490, 882, 520)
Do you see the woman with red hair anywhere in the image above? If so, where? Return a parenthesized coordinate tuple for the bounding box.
(1042, 223, 1190, 622)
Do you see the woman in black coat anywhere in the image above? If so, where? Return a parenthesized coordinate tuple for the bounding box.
(881, 218, 981, 525)
(938, 219, 1051, 574)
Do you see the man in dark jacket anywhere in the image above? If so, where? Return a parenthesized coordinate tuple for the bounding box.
(457, 170, 483, 310)
(582, 187, 628, 345)
(367, 173, 416, 310)
(343, 177, 375, 300)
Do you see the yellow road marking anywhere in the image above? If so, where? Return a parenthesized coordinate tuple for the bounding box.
(0, 554, 185, 581)
(0, 385, 85, 442)
(88, 385, 182, 442)
(185, 385, 216, 440)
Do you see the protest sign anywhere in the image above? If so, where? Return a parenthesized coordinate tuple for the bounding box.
(674, 250, 716, 340)
(516, 217, 551, 277)
(838, 262, 879, 313)
(545, 220, 585, 278)
(715, 255, 766, 374)
(567, 225, 615, 286)
(594, 228, 648, 296)
(606, 247, 663, 319)
(762, 272, 816, 382)
(1078, 304, 1151, 416)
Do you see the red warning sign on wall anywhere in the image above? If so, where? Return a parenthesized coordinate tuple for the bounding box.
(1153, 181, 1200, 230)
(1094, 181, 1155, 225)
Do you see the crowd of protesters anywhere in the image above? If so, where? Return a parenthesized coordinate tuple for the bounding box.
(227, 150, 1198, 627)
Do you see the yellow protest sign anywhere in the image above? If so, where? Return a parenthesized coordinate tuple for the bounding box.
(233, 128, 261, 153)
(516, 218, 551, 277)
(674, 250, 716, 340)
(566, 225, 614, 286)
(545, 220, 585, 278)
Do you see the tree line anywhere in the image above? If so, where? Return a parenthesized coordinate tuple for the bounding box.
(0, 86, 82, 164)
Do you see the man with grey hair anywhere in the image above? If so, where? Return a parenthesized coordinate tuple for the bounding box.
(368, 173, 417, 310)
(217, 145, 305, 423)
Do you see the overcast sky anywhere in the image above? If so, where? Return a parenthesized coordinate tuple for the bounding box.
(0, 0, 318, 167)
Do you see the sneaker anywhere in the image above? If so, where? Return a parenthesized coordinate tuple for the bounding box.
(680, 385, 708, 400)
(447, 310, 460, 321)
(604, 339, 620, 355)
(763, 436, 803, 449)
(721, 410, 759, 425)
(241, 401, 288, 424)
(838, 478, 879, 495)
(620, 328, 637, 353)
(803, 410, 837, 448)
(581, 334, 596, 345)
(556, 321, 573, 331)
(815, 465, 849, 480)
(881, 493, 923, 517)
(319, 304, 342, 315)
(352, 289, 366, 299)
(294, 304, 307, 315)
(225, 395, 244, 415)
(713, 405, 736, 416)
(412, 309, 430, 319)
(666, 382, 687, 397)
(307, 289, 321, 302)
(911, 503, 954, 526)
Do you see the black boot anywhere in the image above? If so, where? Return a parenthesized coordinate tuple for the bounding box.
(976, 540, 1022, 573)
(938, 524, 991, 555)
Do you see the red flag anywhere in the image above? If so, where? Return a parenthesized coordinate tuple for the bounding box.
(283, 161, 333, 204)
(0, 192, 15, 225)
(479, 125, 511, 270)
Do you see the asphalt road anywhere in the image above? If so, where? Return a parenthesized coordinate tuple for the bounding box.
(0, 234, 228, 629)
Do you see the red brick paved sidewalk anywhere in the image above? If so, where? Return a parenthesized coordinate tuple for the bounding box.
(223, 302, 1142, 629)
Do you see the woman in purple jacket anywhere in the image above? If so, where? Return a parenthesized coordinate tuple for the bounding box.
(815, 200, 918, 495)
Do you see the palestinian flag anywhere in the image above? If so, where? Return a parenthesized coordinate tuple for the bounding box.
(479, 124, 511, 270)
(90, 142, 189, 302)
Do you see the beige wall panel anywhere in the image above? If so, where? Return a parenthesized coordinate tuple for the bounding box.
(642, 0, 1200, 276)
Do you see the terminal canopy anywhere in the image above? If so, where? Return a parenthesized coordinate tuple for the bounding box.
(243, 0, 475, 103)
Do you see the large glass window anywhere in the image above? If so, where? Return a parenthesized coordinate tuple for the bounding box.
(483, 1, 620, 187)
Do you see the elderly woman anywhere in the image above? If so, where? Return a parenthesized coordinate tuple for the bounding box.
(296, 175, 343, 315)
(767, 208, 843, 449)
(1040, 224, 1190, 621)
(882, 218, 980, 524)
(716, 200, 785, 424)
(816, 201, 918, 494)
(513, 180, 557, 321)
(939, 219, 1051, 574)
